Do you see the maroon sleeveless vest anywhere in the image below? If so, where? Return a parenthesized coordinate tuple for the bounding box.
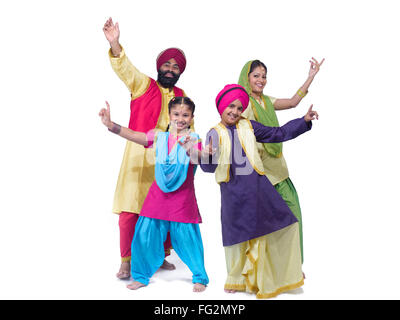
(129, 78, 184, 132)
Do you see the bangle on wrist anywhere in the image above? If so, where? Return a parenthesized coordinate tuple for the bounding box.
(108, 122, 121, 134)
(297, 89, 308, 99)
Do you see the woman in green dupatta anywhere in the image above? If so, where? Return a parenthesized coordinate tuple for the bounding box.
(238, 58, 324, 264)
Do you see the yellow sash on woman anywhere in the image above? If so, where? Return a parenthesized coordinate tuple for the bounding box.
(213, 118, 265, 184)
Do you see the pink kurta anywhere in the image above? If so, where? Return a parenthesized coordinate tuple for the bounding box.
(140, 133, 202, 224)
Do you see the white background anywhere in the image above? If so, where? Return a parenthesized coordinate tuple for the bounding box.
(1, 0, 399, 300)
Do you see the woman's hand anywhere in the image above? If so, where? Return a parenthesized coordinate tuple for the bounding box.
(304, 104, 319, 122)
(274, 57, 325, 110)
(308, 57, 325, 78)
(99, 101, 113, 129)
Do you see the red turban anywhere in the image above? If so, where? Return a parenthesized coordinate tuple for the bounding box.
(156, 48, 187, 73)
(215, 84, 249, 115)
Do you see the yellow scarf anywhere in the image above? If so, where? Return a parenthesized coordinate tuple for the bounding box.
(213, 118, 264, 184)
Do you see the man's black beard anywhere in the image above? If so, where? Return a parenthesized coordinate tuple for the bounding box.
(157, 69, 180, 88)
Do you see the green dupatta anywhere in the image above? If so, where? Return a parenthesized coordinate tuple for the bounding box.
(238, 60, 282, 158)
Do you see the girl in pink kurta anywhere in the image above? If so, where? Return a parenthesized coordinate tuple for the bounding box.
(139, 132, 202, 224)
(99, 97, 209, 292)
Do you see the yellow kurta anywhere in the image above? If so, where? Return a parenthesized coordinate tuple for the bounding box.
(241, 96, 289, 186)
(109, 48, 187, 214)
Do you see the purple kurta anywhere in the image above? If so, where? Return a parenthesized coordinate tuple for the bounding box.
(200, 118, 312, 246)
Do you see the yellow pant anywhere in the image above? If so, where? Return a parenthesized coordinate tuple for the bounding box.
(224, 223, 304, 299)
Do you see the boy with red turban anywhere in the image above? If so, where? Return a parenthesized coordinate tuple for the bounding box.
(198, 84, 318, 298)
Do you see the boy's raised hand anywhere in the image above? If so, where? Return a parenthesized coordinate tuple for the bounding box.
(304, 104, 319, 122)
(203, 137, 216, 156)
(99, 101, 113, 129)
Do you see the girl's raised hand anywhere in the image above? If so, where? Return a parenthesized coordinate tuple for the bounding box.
(304, 104, 319, 122)
(178, 135, 197, 152)
(99, 101, 113, 128)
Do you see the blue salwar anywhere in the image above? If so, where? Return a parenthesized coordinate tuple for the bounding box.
(131, 216, 209, 285)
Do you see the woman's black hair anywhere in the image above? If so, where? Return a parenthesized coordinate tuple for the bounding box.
(249, 60, 267, 74)
(165, 96, 196, 131)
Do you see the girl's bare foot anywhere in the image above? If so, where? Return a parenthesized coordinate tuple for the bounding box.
(116, 261, 130, 279)
(160, 259, 176, 270)
(224, 289, 236, 293)
(127, 281, 146, 290)
(193, 283, 206, 292)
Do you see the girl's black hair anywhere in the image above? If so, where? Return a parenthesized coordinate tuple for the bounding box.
(249, 60, 267, 74)
(168, 96, 195, 114)
(165, 96, 196, 132)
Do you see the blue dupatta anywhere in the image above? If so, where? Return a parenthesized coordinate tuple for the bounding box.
(155, 132, 199, 193)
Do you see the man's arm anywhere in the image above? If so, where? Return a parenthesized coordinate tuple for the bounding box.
(103, 17, 150, 99)
(103, 17, 122, 57)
